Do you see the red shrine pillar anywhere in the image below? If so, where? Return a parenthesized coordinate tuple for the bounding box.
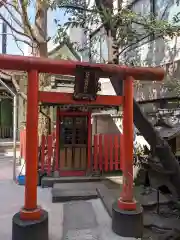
(20, 70, 41, 219)
(12, 70, 48, 240)
(112, 76, 143, 238)
(119, 75, 136, 209)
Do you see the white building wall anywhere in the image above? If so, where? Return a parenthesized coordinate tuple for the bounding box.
(122, 0, 180, 67)
(67, 27, 86, 50)
(86, 0, 180, 67)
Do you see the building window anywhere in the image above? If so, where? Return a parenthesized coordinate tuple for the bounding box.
(131, 0, 151, 16)
(90, 27, 108, 63)
(131, 0, 175, 31)
(154, 0, 174, 20)
(130, 0, 152, 44)
(130, 0, 174, 42)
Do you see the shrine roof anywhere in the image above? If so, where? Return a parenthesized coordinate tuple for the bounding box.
(155, 124, 180, 140)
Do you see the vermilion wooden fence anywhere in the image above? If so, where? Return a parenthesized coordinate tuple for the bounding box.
(40, 132, 56, 176)
(20, 128, 26, 160)
(93, 134, 124, 172)
(20, 129, 56, 176)
(20, 129, 124, 175)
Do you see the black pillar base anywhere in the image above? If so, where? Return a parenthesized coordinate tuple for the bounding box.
(112, 201, 143, 238)
(12, 209, 48, 240)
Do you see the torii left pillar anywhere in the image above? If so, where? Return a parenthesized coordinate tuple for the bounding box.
(12, 70, 48, 240)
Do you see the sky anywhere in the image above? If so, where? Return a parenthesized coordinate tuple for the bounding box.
(0, 4, 69, 55)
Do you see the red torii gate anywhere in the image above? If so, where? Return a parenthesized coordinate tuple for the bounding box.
(0, 54, 164, 239)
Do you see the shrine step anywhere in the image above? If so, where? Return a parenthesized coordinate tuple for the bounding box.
(41, 176, 103, 188)
(52, 189, 98, 203)
(52, 182, 103, 202)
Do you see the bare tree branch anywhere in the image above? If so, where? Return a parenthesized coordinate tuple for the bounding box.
(3, 4, 24, 30)
(118, 34, 151, 56)
(58, 4, 97, 12)
(8, 27, 25, 55)
(3, 0, 21, 15)
(0, 32, 32, 48)
(14, 41, 24, 55)
(0, 70, 27, 100)
(0, 12, 31, 39)
(12, 75, 27, 100)
(19, 0, 39, 42)
(34, 0, 48, 45)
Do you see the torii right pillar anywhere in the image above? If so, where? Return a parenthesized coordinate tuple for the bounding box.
(112, 76, 143, 238)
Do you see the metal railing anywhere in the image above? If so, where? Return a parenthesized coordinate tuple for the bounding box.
(0, 126, 13, 138)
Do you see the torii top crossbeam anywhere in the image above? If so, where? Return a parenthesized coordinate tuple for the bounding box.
(0, 54, 164, 81)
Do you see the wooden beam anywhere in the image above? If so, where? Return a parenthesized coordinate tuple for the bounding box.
(0, 95, 11, 99)
(38, 91, 123, 106)
(0, 87, 6, 90)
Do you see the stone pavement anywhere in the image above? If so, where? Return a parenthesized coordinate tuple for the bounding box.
(0, 153, 15, 180)
(63, 200, 134, 240)
(0, 181, 139, 240)
(0, 156, 138, 240)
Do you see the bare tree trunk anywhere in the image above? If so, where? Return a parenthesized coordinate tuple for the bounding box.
(34, 0, 51, 138)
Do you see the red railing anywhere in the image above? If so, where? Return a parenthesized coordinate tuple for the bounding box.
(20, 129, 124, 175)
(20, 128, 26, 160)
(40, 132, 56, 176)
(93, 133, 124, 172)
(20, 129, 56, 176)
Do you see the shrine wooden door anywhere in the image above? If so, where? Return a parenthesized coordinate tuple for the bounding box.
(58, 112, 88, 176)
